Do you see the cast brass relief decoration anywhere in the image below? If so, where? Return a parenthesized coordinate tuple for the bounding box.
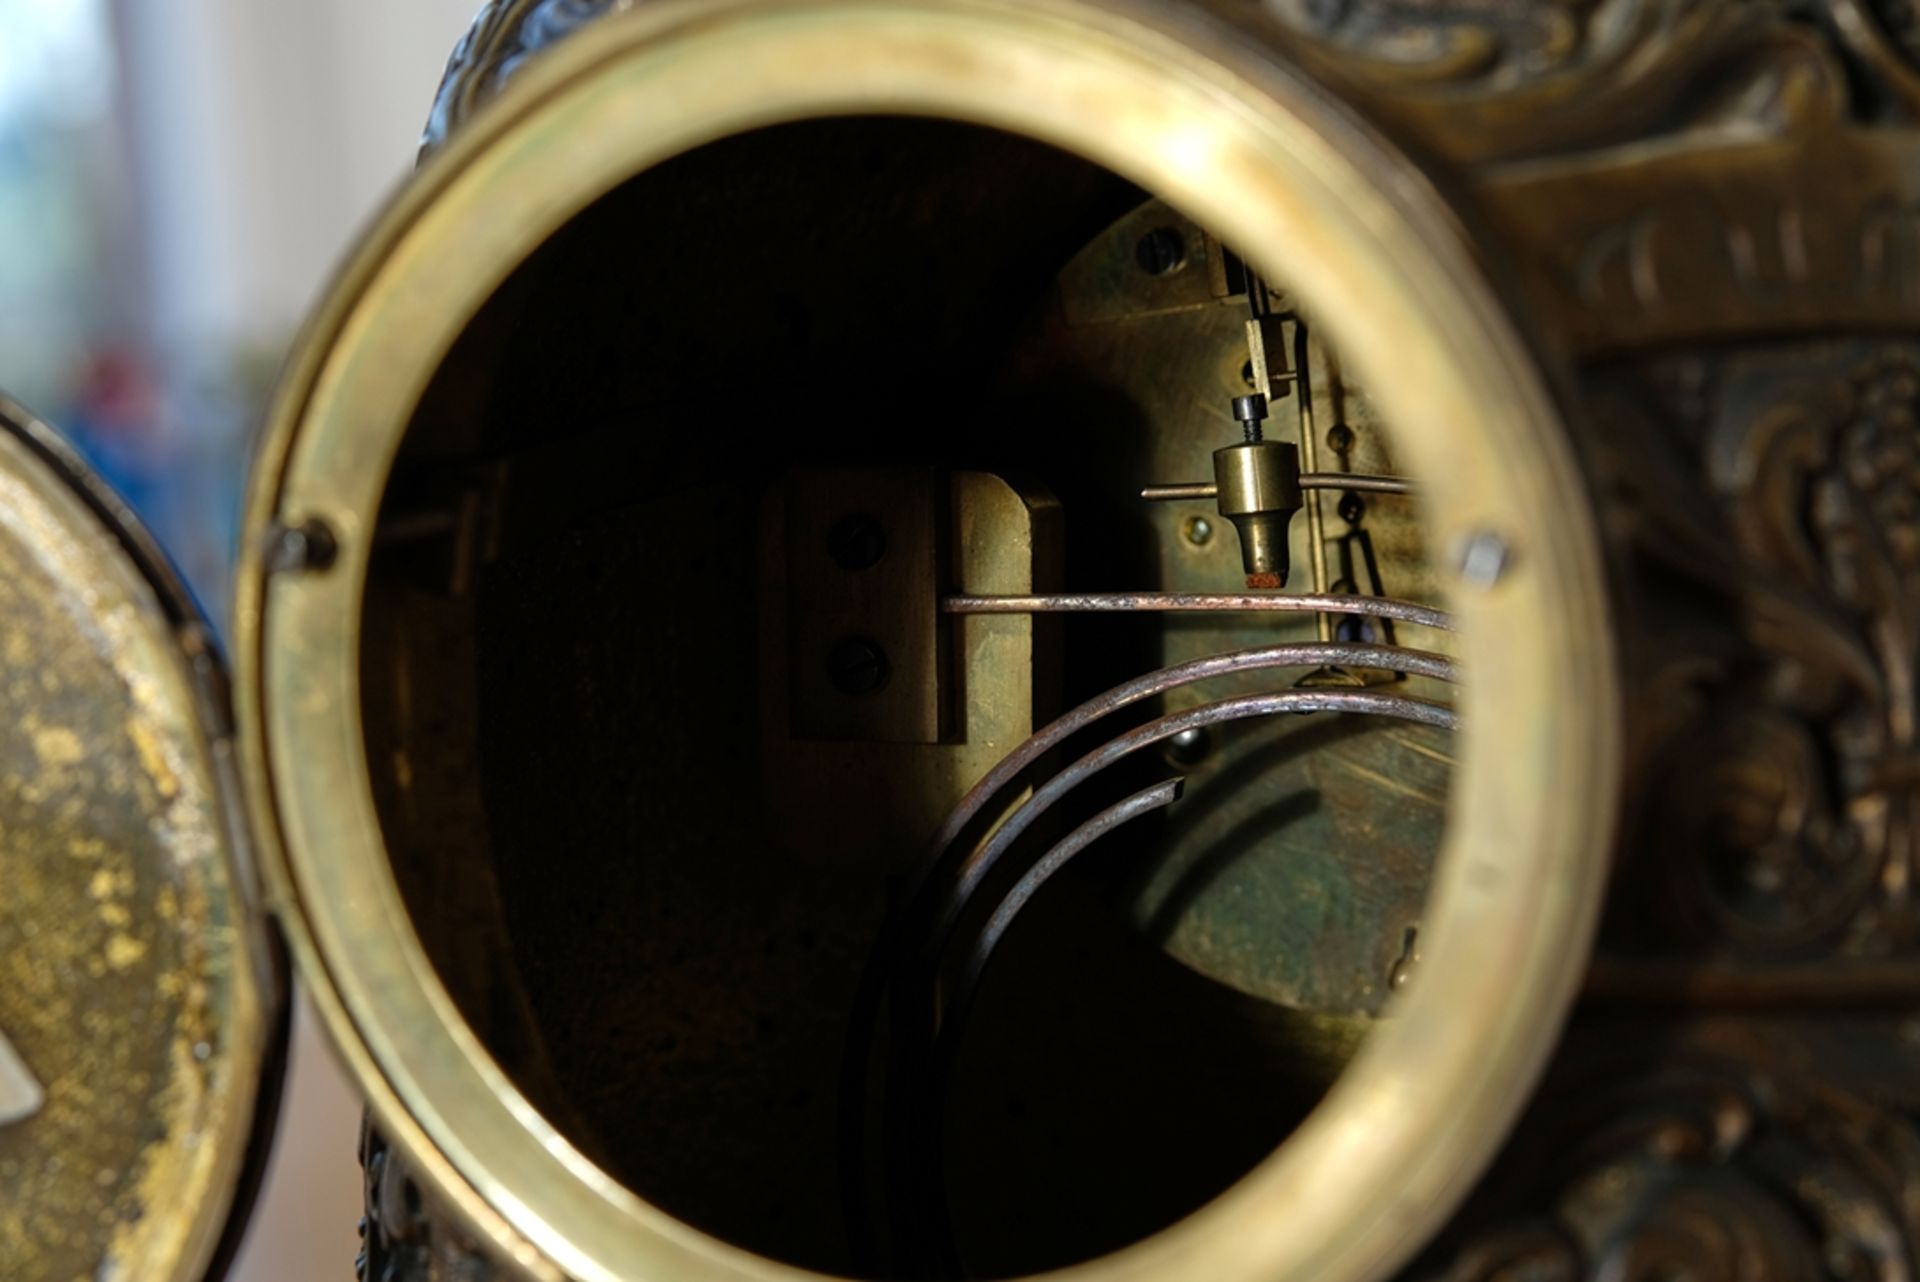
(1866, 0, 1920, 70)
(1284, 4, 1834, 157)
(422, 0, 626, 153)
(358, 1123, 427, 1282)
(1588, 343, 1920, 971)
(1690, 348, 1920, 957)
(1265, 0, 1630, 89)
(1416, 1025, 1920, 1282)
(358, 1123, 496, 1282)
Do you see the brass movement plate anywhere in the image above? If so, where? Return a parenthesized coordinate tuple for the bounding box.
(0, 403, 279, 1282)
(784, 467, 953, 744)
(767, 468, 1062, 867)
(1028, 198, 1449, 1016)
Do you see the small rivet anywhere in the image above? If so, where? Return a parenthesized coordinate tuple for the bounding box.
(827, 636, 890, 696)
(266, 518, 339, 575)
(1389, 927, 1421, 992)
(1134, 227, 1187, 277)
(826, 512, 887, 572)
(1455, 530, 1512, 589)
(1184, 516, 1214, 547)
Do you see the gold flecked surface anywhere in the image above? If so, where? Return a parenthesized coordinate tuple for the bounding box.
(0, 425, 269, 1282)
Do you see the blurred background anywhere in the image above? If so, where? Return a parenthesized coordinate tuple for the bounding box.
(0, 2, 486, 1277)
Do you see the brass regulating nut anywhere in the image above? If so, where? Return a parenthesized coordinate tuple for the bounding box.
(1212, 440, 1302, 588)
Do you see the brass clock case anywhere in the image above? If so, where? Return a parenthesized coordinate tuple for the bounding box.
(237, 3, 1617, 1281)
(12, 0, 1920, 1278)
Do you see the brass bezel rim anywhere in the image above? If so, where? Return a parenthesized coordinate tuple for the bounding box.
(236, 3, 1620, 1281)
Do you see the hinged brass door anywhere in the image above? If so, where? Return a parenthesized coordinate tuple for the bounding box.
(0, 393, 286, 1282)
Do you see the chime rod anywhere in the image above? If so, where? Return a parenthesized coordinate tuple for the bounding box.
(958, 777, 1190, 1001)
(942, 591, 1452, 632)
(900, 776, 1185, 1275)
(917, 640, 1456, 893)
(890, 688, 1457, 1272)
(923, 687, 1456, 959)
(1140, 472, 1414, 501)
(838, 640, 1457, 1264)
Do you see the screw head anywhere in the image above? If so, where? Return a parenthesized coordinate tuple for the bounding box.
(266, 518, 339, 575)
(1455, 530, 1513, 589)
(827, 636, 890, 696)
(826, 512, 887, 572)
(1232, 394, 1271, 444)
(1134, 227, 1187, 277)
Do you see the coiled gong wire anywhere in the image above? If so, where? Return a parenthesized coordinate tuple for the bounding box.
(836, 601, 1461, 1277)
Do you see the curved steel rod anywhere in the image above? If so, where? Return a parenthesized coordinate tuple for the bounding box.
(1137, 482, 1221, 501)
(918, 642, 1456, 905)
(906, 777, 1187, 1280)
(942, 592, 1452, 632)
(925, 689, 1456, 969)
(1302, 472, 1414, 495)
(838, 642, 1457, 1269)
(894, 691, 1454, 1275)
(958, 777, 1187, 1015)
